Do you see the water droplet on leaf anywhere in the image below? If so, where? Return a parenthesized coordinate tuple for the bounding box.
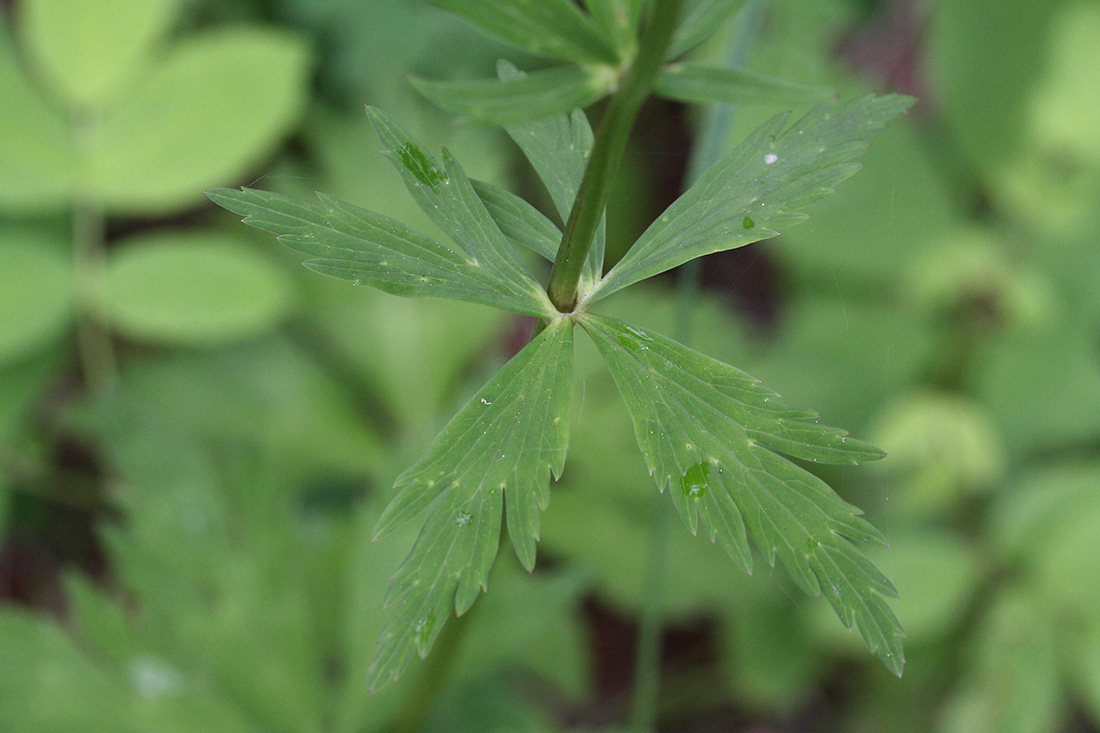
(743, 216, 755, 229)
(680, 462, 710, 500)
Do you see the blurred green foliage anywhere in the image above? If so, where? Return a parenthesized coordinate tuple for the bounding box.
(1, 0, 1099, 730)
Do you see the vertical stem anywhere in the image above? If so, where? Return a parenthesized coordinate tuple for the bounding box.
(72, 111, 117, 394)
(545, 0, 684, 312)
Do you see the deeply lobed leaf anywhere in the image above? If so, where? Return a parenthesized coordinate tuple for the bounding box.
(580, 314, 904, 674)
(587, 94, 915, 304)
(367, 318, 574, 689)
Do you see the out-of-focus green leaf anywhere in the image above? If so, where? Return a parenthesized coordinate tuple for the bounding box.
(989, 464, 1100, 611)
(89, 29, 310, 214)
(429, 0, 619, 65)
(0, 607, 261, 733)
(368, 318, 573, 690)
(927, 0, 1069, 179)
(940, 590, 1062, 733)
(774, 115, 959, 284)
(0, 237, 73, 365)
(0, 608, 142, 732)
(580, 314, 903, 675)
(1072, 623, 1100, 727)
(0, 35, 73, 213)
(668, 0, 748, 59)
(17, 0, 176, 108)
(100, 339, 383, 476)
(867, 392, 1006, 518)
(588, 94, 914, 302)
(498, 62, 605, 288)
(720, 596, 823, 712)
(974, 324, 1100, 454)
(455, 566, 590, 700)
(1028, 3, 1100, 165)
(99, 232, 293, 345)
(411, 64, 612, 125)
(423, 670, 557, 733)
(654, 62, 828, 105)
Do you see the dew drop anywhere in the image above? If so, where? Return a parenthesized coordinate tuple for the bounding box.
(764, 153, 778, 165)
(743, 216, 755, 230)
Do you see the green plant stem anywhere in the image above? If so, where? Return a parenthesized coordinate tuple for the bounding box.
(545, 0, 684, 312)
(72, 111, 117, 395)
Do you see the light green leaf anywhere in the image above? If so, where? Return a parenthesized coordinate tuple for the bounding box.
(588, 94, 914, 303)
(654, 62, 829, 105)
(411, 64, 612, 125)
(368, 318, 574, 689)
(18, 0, 176, 108)
(580, 314, 903, 674)
(471, 178, 560, 262)
(429, 0, 619, 65)
(0, 34, 73, 213)
(99, 232, 293, 345)
(207, 185, 551, 317)
(367, 106, 555, 316)
(498, 61, 605, 289)
(668, 0, 748, 59)
(89, 29, 310, 214)
(0, 238, 73, 365)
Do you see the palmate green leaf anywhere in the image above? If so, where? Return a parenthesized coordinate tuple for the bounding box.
(429, 0, 619, 65)
(668, 0, 748, 59)
(579, 314, 904, 675)
(410, 64, 613, 125)
(587, 94, 915, 304)
(367, 318, 574, 690)
(207, 112, 555, 318)
(654, 62, 829, 106)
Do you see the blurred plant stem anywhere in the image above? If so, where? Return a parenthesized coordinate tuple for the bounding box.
(628, 3, 767, 729)
(72, 111, 117, 396)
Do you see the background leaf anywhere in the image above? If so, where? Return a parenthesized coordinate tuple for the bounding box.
(99, 231, 293, 345)
(88, 29, 311, 214)
(0, 233, 73, 365)
(17, 0, 177, 108)
(0, 34, 73, 213)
